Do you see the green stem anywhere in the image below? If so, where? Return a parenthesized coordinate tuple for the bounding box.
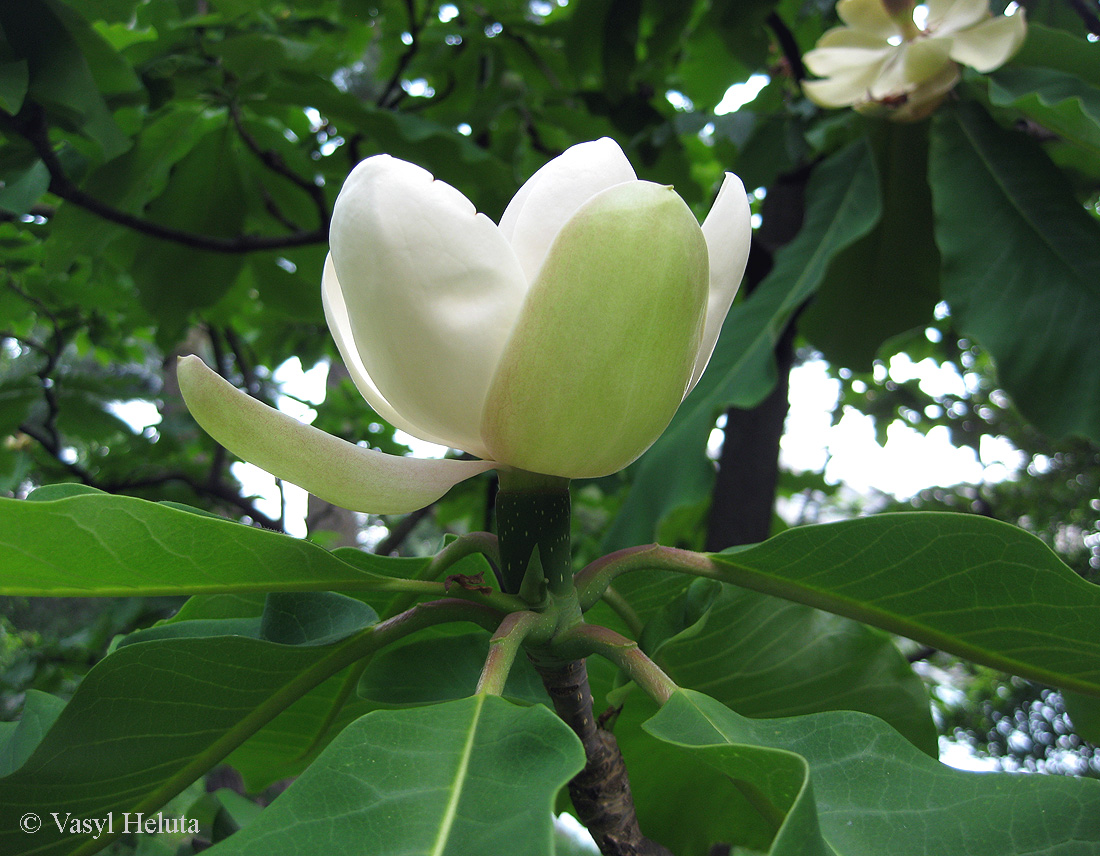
(575, 544, 718, 611)
(476, 610, 549, 696)
(495, 469, 572, 599)
(599, 584, 644, 638)
(68, 598, 503, 856)
(384, 531, 502, 618)
(552, 623, 679, 706)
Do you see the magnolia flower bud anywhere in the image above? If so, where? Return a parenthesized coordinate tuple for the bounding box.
(180, 139, 751, 513)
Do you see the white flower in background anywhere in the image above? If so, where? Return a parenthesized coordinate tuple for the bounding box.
(803, 0, 1027, 121)
(180, 139, 751, 513)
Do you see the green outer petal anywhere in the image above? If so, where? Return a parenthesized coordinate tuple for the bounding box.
(481, 181, 708, 479)
(688, 172, 752, 394)
(947, 13, 1027, 72)
(178, 356, 495, 514)
(497, 137, 637, 284)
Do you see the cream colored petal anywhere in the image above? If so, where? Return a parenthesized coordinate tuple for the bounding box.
(925, 0, 990, 34)
(804, 62, 886, 107)
(836, 0, 902, 38)
(321, 255, 486, 455)
(804, 27, 893, 77)
(482, 181, 708, 479)
(885, 62, 960, 120)
(947, 12, 1027, 72)
(178, 356, 495, 514)
(497, 138, 637, 283)
(330, 155, 527, 456)
(867, 39, 951, 98)
(687, 173, 752, 395)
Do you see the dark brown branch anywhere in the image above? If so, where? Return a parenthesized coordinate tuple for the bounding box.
(9, 106, 326, 254)
(378, 0, 433, 108)
(767, 11, 807, 83)
(373, 504, 435, 555)
(228, 100, 330, 229)
(533, 659, 673, 856)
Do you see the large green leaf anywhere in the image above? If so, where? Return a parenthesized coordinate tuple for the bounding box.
(989, 66, 1100, 159)
(704, 512, 1100, 698)
(642, 689, 1100, 855)
(929, 101, 1100, 442)
(600, 569, 936, 753)
(0, 491, 431, 596)
(799, 122, 940, 370)
(127, 126, 248, 344)
(204, 696, 584, 856)
(604, 139, 881, 549)
(0, 607, 386, 856)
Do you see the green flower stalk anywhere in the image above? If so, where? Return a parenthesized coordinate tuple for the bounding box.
(178, 138, 751, 512)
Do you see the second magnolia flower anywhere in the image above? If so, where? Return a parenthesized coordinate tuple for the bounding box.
(180, 138, 751, 512)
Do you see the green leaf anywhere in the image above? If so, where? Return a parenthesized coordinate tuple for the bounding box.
(989, 66, 1100, 158)
(706, 512, 1100, 698)
(204, 696, 584, 856)
(1064, 691, 1100, 746)
(0, 492, 430, 596)
(604, 139, 881, 549)
(0, 690, 66, 777)
(127, 126, 248, 344)
(1009, 22, 1100, 88)
(643, 689, 1100, 855)
(799, 122, 940, 369)
(0, 0, 129, 157)
(929, 101, 1100, 442)
(259, 592, 378, 647)
(0, 59, 28, 113)
(357, 632, 552, 707)
(0, 629, 387, 856)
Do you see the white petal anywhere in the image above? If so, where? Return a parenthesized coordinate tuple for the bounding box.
(178, 356, 495, 514)
(836, 0, 902, 39)
(497, 138, 637, 283)
(321, 255, 483, 454)
(804, 63, 887, 107)
(804, 27, 893, 77)
(946, 12, 1027, 72)
(687, 173, 752, 395)
(926, 0, 990, 34)
(330, 155, 527, 456)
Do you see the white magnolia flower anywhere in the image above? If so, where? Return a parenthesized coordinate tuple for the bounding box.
(803, 0, 1027, 120)
(180, 139, 751, 513)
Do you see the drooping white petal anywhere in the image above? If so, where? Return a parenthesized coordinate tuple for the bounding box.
(687, 173, 752, 395)
(330, 155, 527, 456)
(482, 181, 708, 479)
(497, 138, 637, 283)
(836, 0, 902, 39)
(945, 12, 1027, 72)
(321, 255, 481, 454)
(177, 356, 495, 514)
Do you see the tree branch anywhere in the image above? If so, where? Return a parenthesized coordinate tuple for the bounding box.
(8, 105, 327, 254)
(533, 659, 674, 856)
(767, 11, 807, 83)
